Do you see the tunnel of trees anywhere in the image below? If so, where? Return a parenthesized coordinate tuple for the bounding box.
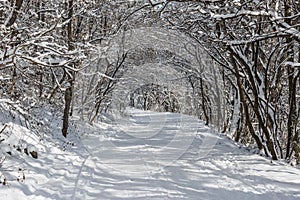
(0, 0, 300, 163)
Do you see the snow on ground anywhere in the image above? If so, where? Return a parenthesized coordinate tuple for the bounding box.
(0, 107, 300, 200)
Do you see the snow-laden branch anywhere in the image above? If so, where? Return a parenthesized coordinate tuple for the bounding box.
(276, 21, 300, 43)
(97, 72, 116, 81)
(225, 32, 288, 46)
(211, 10, 272, 19)
(18, 41, 70, 57)
(284, 61, 300, 68)
(15, 54, 79, 71)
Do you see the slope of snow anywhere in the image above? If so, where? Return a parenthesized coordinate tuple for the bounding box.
(0, 107, 299, 200)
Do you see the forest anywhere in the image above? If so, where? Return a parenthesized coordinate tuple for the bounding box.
(1, 0, 300, 176)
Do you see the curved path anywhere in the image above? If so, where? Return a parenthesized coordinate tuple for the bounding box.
(74, 108, 300, 200)
(1, 108, 300, 200)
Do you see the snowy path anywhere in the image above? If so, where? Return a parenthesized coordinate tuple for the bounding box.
(76, 108, 300, 200)
(1, 108, 300, 199)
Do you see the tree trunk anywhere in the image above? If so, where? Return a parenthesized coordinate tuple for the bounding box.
(229, 45, 278, 160)
(200, 77, 209, 125)
(5, 0, 23, 27)
(284, 0, 299, 159)
(62, 0, 74, 137)
(62, 86, 72, 137)
(231, 55, 264, 152)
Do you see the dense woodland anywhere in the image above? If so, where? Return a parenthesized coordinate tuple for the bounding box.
(1, 0, 300, 165)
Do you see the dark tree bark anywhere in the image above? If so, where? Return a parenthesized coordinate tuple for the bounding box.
(62, 86, 72, 137)
(230, 46, 278, 160)
(62, 0, 74, 137)
(5, 0, 23, 27)
(284, 0, 299, 159)
(199, 77, 209, 125)
(231, 54, 264, 152)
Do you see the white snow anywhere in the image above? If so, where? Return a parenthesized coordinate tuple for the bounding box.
(211, 10, 271, 19)
(284, 61, 300, 68)
(0, 107, 300, 200)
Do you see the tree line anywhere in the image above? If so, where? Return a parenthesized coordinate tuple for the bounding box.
(161, 0, 300, 162)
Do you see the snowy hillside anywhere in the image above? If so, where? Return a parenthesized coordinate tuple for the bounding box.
(0, 107, 299, 200)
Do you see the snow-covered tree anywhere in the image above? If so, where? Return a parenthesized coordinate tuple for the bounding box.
(157, 0, 300, 161)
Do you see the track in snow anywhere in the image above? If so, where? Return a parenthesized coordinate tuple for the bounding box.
(74, 108, 300, 200)
(1, 108, 300, 200)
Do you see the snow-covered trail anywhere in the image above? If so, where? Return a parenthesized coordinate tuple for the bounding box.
(1, 108, 300, 200)
(75, 108, 300, 200)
